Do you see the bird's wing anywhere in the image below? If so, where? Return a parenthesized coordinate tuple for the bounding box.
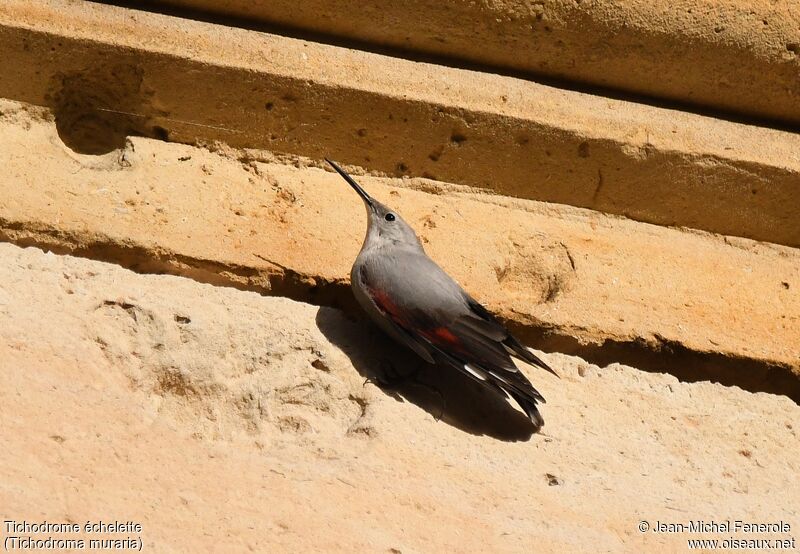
(358, 278, 437, 364)
(462, 295, 559, 378)
(431, 312, 548, 403)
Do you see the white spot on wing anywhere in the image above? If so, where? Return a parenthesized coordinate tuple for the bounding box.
(488, 369, 510, 384)
(464, 363, 487, 381)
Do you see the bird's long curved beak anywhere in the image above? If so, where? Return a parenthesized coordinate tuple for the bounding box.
(325, 158, 374, 209)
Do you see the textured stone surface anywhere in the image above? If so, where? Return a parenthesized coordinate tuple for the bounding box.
(144, 0, 800, 126)
(1, 1, 799, 245)
(1, 242, 798, 552)
(1, 101, 797, 396)
(1, 3, 799, 549)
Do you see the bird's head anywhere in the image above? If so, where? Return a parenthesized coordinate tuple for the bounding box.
(326, 159, 422, 250)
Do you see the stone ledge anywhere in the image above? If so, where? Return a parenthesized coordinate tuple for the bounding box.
(0, 102, 797, 398)
(0, 1, 798, 246)
(139, 0, 800, 125)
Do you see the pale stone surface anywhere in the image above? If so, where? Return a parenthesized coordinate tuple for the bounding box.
(1, 1, 799, 245)
(1, 102, 797, 392)
(1, 242, 798, 552)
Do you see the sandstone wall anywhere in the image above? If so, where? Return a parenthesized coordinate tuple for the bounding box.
(1, 1, 798, 246)
(2, 243, 797, 552)
(0, 1, 798, 552)
(145, 0, 800, 125)
(0, 100, 797, 398)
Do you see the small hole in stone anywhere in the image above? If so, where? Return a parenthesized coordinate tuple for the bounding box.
(50, 71, 138, 156)
(451, 132, 467, 145)
(786, 43, 800, 56)
(265, 102, 274, 110)
(152, 126, 169, 141)
(578, 141, 590, 158)
(54, 110, 129, 155)
(396, 162, 408, 174)
(174, 315, 191, 324)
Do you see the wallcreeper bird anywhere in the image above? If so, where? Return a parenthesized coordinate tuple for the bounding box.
(327, 159, 557, 428)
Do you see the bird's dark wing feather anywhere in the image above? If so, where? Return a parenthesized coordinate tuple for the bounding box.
(419, 333, 545, 428)
(463, 296, 559, 378)
(421, 333, 546, 428)
(438, 315, 547, 405)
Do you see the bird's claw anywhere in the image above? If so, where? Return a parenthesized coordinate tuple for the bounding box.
(422, 382, 446, 422)
(370, 359, 447, 420)
(374, 359, 420, 387)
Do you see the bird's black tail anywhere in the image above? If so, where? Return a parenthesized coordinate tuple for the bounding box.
(500, 386, 545, 429)
(431, 345, 546, 428)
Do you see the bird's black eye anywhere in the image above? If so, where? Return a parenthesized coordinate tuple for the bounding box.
(384, 213, 396, 222)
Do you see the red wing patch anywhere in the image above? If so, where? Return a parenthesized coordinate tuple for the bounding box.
(368, 287, 408, 325)
(420, 326, 465, 355)
(426, 327, 459, 344)
(368, 287, 462, 349)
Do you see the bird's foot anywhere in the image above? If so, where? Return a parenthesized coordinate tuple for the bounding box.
(368, 359, 421, 387)
(364, 360, 447, 421)
(421, 383, 447, 422)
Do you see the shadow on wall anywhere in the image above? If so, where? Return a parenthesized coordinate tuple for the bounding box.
(46, 63, 169, 156)
(315, 305, 536, 442)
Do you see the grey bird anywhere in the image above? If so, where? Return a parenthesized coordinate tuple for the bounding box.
(327, 159, 557, 428)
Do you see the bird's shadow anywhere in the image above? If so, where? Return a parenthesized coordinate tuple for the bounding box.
(315, 306, 536, 442)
